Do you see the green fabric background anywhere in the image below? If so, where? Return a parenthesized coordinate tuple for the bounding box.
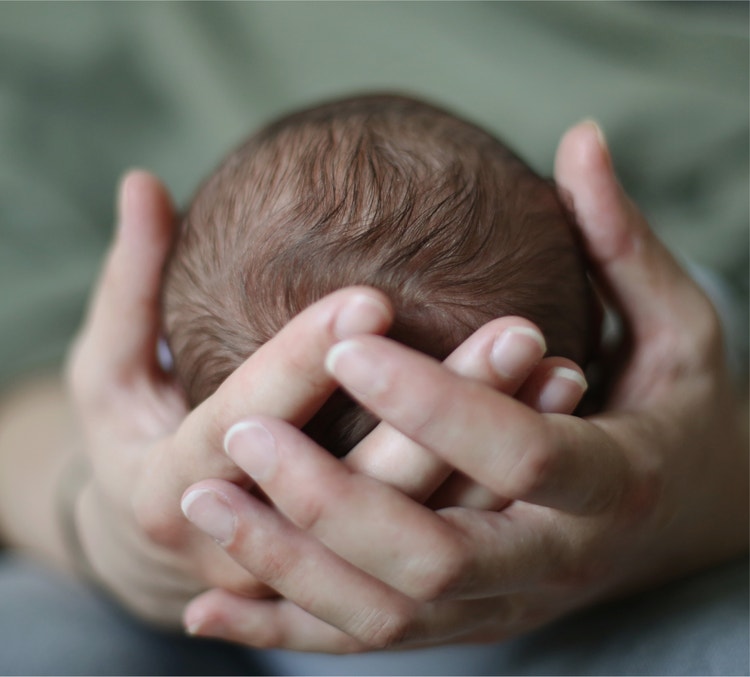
(1, 1, 747, 389)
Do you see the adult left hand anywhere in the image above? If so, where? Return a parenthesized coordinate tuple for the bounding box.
(179, 121, 748, 652)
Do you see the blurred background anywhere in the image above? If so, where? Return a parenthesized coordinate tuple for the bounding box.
(0, 1, 747, 388)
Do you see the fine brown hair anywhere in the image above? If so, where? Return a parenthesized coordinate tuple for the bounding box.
(163, 93, 598, 456)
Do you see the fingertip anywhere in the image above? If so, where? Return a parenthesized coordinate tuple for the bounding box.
(550, 366, 588, 392)
(555, 119, 611, 184)
(538, 366, 588, 414)
(118, 168, 166, 196)
(185, 620, 204, 637)
(555, 121, 694, 334)
(223, 420, 278, 483)
(490, 325, 547, 379)
(554, 119, 642, 267)
(517, 358, 588, 415)
(180, 485, 238, 546)
(183, 594, 216, 638)
(579, 119, 610, 166)
(324, 337, 388, 400)
(116, 169, 152, 219)
(333, 288, 394, 340)
(116, 168, 175, 240)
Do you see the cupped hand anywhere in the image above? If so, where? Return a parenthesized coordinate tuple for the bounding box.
(181, 122, 748, 651)
(65, 172, 397, 624)
(65, 171, 578, 626)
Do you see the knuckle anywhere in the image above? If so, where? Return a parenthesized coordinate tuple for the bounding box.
(543, 528, 608, 593)
(240, 616, 285, 649)
(399, 403, 431, 441)
(406, 386, 456, 445)
(280, 343, 332, 394)
(291, 491, 329, 534)
(131, 486, 183, 548)
(618, 460, 665, 527)
(510, 438, 559, 500)
(410, 537, 469, 602)
(351, 606, 412, 650)
(244, 541, 295, 588)
(300, 354, 331, 392)
(203, 558, 270, 597)
(548, 553, 608, 593)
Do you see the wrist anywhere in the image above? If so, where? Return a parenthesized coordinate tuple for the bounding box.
(0, 375, 83, 563)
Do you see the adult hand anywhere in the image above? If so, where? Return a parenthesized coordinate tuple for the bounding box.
(181, 121, 748, 651)
(66, 172, 397, 624)
(64, 171, 579, 626)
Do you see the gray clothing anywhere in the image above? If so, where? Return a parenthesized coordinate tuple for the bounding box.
(1, 552, 747, 675)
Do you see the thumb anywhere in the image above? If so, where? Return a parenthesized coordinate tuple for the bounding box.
(554, 121, 708, 340)
(84, 170, 176, 379)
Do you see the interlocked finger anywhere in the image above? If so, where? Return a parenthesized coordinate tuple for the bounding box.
(132, 288, 392, 549)
(181, 479, 418, 649)
(328, 335, 628, 514)
(347, 317, 549, 501)
(219, 418, 473, 603)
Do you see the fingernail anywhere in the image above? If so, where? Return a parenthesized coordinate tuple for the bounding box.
(184, 603, 211, 637)
(181, 489, 237, 546)
(538, 367, 588, 413)
(224, 421, 278, 483)
(581, 118, 606, 147)
(582, 119, 611, 167)
(186, 620, 203, 636)
(326, 339, 388, 399)
(334, 294, 391, 339)
(490, 327, 546, 378)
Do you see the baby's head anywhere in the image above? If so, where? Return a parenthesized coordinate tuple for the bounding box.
(163, 94, 598, 456)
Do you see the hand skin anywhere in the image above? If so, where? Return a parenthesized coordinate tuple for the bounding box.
(179, 122, 749, 652)
(0, 173, 584, 626)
